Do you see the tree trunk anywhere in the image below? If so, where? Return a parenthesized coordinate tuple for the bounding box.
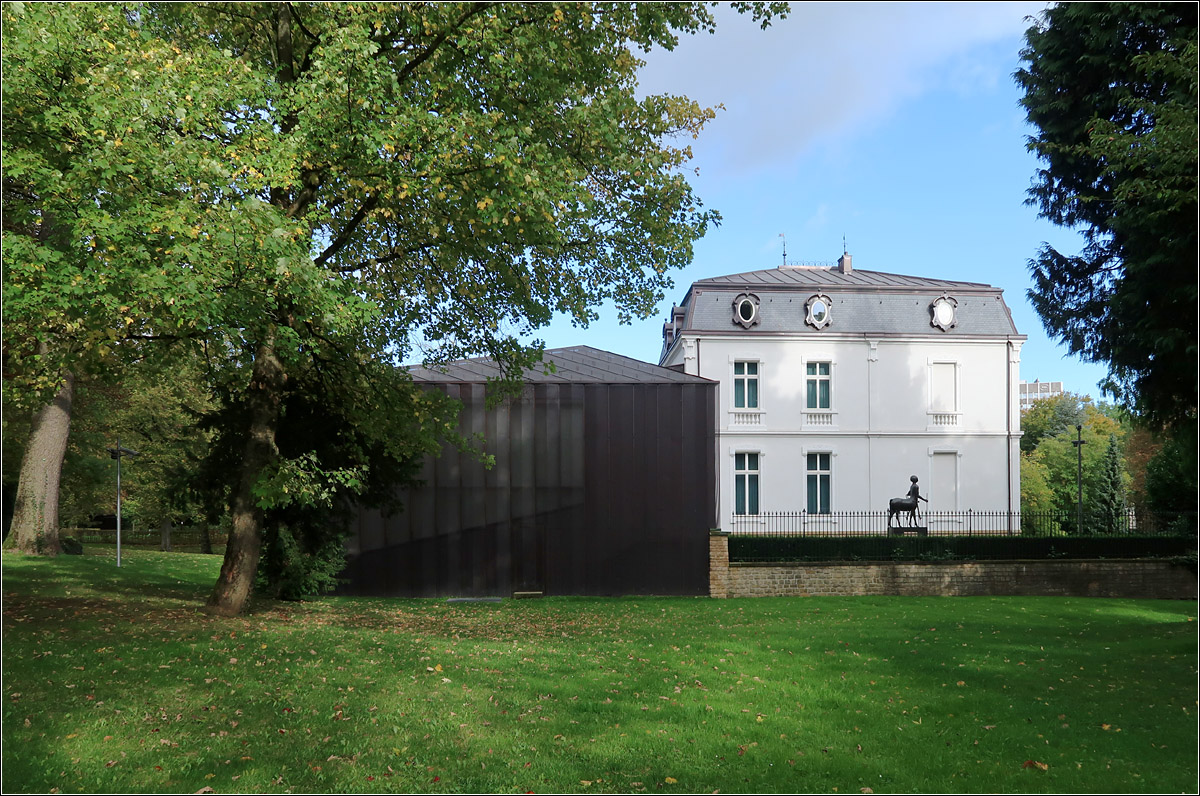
(159, 517, 173, 552)
(4, 372, 75, 555)
(204, 333, 286, 616)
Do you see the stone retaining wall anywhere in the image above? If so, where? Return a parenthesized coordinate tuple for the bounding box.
(708, 532, 1196, 599)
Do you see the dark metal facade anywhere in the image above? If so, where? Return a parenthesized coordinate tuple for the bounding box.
(340, 373, 717, 597)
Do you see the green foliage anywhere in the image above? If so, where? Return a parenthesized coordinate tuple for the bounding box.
(1022, 396, 1127, 531)
(45, 355, 217, 529)
(252, 452, 366, 512)
(5, 2, 787, 609)
(256, 523, 347, 601)
(1019, 392, 1085, 454)
(1144, 421, 1199, 531)
(1019, 451, 1059, 535)
(1089, 434, 1128, 534)
(1017, 3, 1198, 426)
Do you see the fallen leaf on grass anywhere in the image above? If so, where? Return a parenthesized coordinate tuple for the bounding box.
(1022, 760, 1049, 771)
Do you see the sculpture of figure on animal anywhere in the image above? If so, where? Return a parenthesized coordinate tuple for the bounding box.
(888, 475, 928, 528)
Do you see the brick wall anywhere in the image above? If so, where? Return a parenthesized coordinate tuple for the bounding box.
(709, 531, 731, 599)
(706, 534, 1196, 599)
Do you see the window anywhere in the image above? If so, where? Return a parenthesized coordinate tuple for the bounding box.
(806, 362, 831, 409)
(733, 361, 759, 409)
(806, 453, 831, 514)
(734, 452, 760, 515)
(732, 292, 760, 329)
(805, 293, 833, 329)
(930, 361, 958, 412)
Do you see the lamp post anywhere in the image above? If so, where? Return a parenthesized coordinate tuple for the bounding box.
(1072, 424, 1086, 534)
(106, 440, 140, 567)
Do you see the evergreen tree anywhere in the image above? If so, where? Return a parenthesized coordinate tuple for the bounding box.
(1089, 434, 1127, 534)
(1017, 3, 1198, 426)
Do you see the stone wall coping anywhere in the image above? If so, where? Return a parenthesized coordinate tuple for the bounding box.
(730, 558, 1189, 567)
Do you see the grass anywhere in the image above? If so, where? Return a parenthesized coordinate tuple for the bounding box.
(2, 548, 1197, 794)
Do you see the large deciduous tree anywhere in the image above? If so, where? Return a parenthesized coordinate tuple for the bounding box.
(2, 3, 224, 553)
(4, 2, 785, 613)
(1016, 3, 1198, 427)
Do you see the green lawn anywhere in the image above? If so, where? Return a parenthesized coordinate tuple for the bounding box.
(3, 549, 1196, 794)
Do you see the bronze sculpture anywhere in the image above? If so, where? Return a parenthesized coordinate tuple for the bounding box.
(888, 475, 928, 529)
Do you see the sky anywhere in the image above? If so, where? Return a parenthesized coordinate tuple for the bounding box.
(530, 1, 1113, 399)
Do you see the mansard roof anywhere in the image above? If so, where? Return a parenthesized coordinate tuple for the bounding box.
(409, 345, 712, 384)
(691, 264, 996, 292)
(660, 261, 1023, 362)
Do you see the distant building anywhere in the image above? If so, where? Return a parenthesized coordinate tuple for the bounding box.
(1019, 380, 1065, 411)
(659, 251, 1026, 529)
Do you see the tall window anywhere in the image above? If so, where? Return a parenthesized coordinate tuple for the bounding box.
(806, 362, 831, 409)
(735, 452, 760, 515)
(734, 361, 759, 409)
(806, 452, 831, 514)
(930, 361, 957, 412)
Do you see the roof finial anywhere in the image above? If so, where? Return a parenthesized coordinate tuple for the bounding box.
(842, 234, 847, 254)
(779, 233, 787, 267)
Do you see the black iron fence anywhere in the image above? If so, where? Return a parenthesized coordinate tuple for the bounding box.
(63, 527, 228, 551)
(727, 509, 1198, 562)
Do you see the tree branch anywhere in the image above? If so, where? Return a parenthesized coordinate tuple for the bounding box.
(313, 195, 379, 268)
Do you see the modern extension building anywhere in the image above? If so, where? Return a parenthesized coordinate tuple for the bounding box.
(658, 252, 1026, 532)
(341, 346, 718, 597)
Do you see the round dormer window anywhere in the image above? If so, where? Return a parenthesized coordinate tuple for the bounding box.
(732, 293, 760, 329)
(739, 298, 755, 322)
(930, 295, 958, 331)
(805, 294, 832, 330)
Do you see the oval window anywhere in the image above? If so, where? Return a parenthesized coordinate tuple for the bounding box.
(811, 299, 828, 323)
(738, 298, 756, 322)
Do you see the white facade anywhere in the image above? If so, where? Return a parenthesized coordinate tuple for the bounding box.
(660, 256, 1025, 529)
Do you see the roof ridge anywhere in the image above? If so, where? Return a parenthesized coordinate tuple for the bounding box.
(692, 265, 996, 291)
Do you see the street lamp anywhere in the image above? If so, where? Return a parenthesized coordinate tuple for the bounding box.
(1072, 424, 1086, 534)
(106, 440, 140, 567)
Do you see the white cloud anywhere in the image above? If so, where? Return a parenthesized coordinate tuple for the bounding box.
(638, 2, 1048, 175)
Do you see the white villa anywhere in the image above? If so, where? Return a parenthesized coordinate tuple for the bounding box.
(659, 252, 1026, 531)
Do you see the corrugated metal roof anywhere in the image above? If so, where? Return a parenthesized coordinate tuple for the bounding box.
(408, 345, 714, 384)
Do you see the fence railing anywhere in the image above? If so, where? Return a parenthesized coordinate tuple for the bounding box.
(726, 509, 1198, 562)
(62, 527, 229, 550)
(726, 509, 1195, 537)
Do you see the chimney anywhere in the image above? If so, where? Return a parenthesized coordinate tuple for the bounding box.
(837, 251, 853, 273)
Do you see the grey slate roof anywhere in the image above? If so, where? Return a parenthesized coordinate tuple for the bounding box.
(677, 265, 1021, 337)
(408, 345, 713, 384)
(692, 265, 994, 292)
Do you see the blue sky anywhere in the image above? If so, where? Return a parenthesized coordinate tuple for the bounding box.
(531, 1, 1112, 399)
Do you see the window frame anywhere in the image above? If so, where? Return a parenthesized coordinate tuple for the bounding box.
(805, 451, 832, 514)
(733, 360, 760, 409)
(734, 451, 761, 516)
(805, 360, 832, 410)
